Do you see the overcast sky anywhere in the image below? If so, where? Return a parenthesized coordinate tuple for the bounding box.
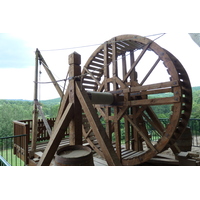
(0, 32, 200, 100)
(0, 1, 200, 100)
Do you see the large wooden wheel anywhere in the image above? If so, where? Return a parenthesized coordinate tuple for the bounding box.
(81, 34, 192, 165)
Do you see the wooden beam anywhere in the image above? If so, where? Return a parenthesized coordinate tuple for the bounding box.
(30, 49, 39, 158)
(130, 80, 179, 93)
(38, 50, 63, 97)
(127, 96, 180, 106)
(37, 103, 74, 166)
(123, 42, 152, 82)
(75, 83, 121, 166)
(83, 66, 101, 86)
(68, 52, 82, 145)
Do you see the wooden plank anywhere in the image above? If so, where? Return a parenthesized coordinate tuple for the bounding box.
(90, 61, 104, 68)
(92, 57, 104, 64)
(125, 96, 180, 107)
(130, 80, 179, 93)
(93, 157, 108, 166)
(87, 66, 103, 72)
(75, 83, 121, 166)
(83, 67, 101, 86)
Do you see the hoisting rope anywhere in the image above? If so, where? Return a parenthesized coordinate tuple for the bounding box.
(36, 33, 166, 86)
(40, 33, 166, 52)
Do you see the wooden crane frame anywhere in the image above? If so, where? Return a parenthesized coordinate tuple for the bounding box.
(32, 34, 192, 166)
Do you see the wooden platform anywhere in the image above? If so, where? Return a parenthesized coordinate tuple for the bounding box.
(29, 151, 108, 166)
(93, 157, 108, 166)
(28, 138, 70, 153)
(29, 151, 181, 166)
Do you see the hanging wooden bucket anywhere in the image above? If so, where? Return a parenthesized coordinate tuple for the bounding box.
(176, 127, 192, 152)
(55, 145, 94, 166)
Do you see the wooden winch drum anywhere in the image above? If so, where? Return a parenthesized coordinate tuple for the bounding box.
(176, 127, 192, 152)
(55, 145, 94, 166)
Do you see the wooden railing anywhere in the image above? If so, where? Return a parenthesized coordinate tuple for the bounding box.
(13, 118, 69, 164)
(13, 121, 29, 164)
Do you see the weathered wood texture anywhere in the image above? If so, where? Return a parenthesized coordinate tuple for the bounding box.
(81, 34, 192, 165)
(13, 119, 69, 165)
(27, 34, 192, 166)
(68, 52, 82, 145)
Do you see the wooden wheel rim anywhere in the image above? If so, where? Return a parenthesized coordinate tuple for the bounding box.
(81, 34, 192, 165)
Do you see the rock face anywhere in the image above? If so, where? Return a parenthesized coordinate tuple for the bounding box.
(189, 33, 200, 47)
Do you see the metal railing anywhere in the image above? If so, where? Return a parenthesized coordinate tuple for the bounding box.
(0, 134, 26, 166)
(146, 118, 200, 146)
(1, 118, 200, 166)
(0, 155, 11, 166)
(188, 119, 200, 147)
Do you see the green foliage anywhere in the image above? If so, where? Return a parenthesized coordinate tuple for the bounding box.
(1, 86, 200, 138)
(0, 99, 60, 138)
(191, 88, 200, 118)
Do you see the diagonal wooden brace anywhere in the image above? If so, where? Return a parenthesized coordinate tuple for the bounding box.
(37, 103, 74, 166)
(75, 82, 121, 166)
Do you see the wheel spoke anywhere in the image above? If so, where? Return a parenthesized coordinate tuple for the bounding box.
(123, 42, 152, 82)
(142, 112, 163, 137)
(124, 115, 158, 152)
(145, 107, 165, 134)
(81, 34, 191, 166)
(140, 58, 161, 85)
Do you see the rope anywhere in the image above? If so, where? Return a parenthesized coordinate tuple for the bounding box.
(36, 33, 166, 85)
(34, 73, 89, 84)
(40, 33, 166, 52)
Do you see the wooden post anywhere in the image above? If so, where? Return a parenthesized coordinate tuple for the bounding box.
(30, 49, 39, 158)
(68, 52, 82, 145)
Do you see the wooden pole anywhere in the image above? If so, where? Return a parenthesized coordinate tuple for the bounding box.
(38, 51, 63, 98)
(68, 52, 82, 145)
(30, 49, 39, 158)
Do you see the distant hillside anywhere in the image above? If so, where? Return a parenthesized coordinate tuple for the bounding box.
(192, 86, 200, 92)
(40, 98, 61, 106)
(4, 86, 200, 104)
(1, 86, 200, 138)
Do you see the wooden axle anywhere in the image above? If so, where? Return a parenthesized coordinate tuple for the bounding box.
(36, 34, 192, 166)
(87, 91, 114, 104)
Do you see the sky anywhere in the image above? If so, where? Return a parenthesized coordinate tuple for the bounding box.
(0, 0, 200, 100)
(0, 32, 200, 100)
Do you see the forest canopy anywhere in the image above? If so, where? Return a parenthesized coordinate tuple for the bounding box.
(0, 87, 200, 138)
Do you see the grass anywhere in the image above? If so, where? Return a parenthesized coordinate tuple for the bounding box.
(0, 148, 25, 166)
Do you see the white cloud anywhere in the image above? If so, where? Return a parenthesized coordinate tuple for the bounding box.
(1, 32, 200, 100)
